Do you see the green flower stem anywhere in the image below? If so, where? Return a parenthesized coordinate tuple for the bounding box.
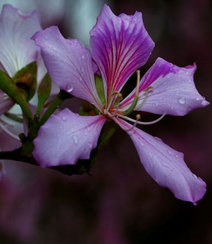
(4, 112, 23, 123)
(39, 89, 72, 126)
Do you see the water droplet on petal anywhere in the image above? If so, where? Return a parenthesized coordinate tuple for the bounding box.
(167, 150, 172, 155)
(72, 135, 79, 145)
(88, 142, 92, 148)
(81, 54, 85, 59)
(193, 173, 198, 179)
(196, 97, 200, 101)
(140, 142, 145, 147)
(66, 83, 73, 93)
(178, 97, 186, 105)
(84, 131, 89, 136)
(71, 128, 74, 133)
(201, 100, 208, 106)
(62, 116, 67, 121)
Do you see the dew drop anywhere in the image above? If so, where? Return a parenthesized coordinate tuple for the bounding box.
(72, 135, 79, 145)
(71, 128, 74, 133)
(84, 131, 89, 136)
(62, 116, 67, 121)
(201, 100, 208, 106)
(81, 54, 85, 59)
(196, 97, 200, 101)
(66, 83, 73, 93)
(87, 126, 92, 131)
(88, 142, 92, 148)
(140, 142, 145, 147)
(155, 102, 159, 107)
(178, 97, 186, 105)
(167, 150, 172, 155)
(192, 173, 198, 179)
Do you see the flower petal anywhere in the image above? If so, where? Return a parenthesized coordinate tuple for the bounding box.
(32, 26, 102, 110)
(116, 118, 206, 204)
(33, 109, 106, 167)
(0, 5, 42, 77)
(90, 4, 154, 103)
(120, 58, 209, 115)
(0, 92, 15, 116)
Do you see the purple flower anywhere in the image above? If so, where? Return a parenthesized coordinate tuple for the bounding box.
(0, 5, 45, 139)
(32, 5, 209, 203)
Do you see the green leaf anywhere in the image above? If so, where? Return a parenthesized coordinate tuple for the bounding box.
(95, 74, 105, 106)
(36, 73, 52, 116)
(0, 69, 32, 120)
(13, 62, 37, 101)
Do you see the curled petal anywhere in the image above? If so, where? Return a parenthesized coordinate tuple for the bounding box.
(33, 109, 106, 167)
(32, 26, 102, 110)
(90, 4, 154, 104)
(120, 58, 209, 115)
(0, 4, 41, 77)
(116, 118, 206, 204)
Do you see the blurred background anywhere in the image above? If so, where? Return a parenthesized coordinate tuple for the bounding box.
(0, 0, 212, 243)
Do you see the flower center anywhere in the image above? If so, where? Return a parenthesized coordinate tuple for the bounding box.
(102, 70, 166, 129)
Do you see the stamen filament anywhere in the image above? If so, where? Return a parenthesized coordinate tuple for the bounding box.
(118, 112, 166, 125)
(111, 93, 123, 117)
(125, 114, 141, 131)
(104, 91, 121, 115)
(123, 70, 140, 116)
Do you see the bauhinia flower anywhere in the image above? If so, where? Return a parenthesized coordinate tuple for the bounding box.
(32, 5, 209, 203)
(0, 4, 45, 139)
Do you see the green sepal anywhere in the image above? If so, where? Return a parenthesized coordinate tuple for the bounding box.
(0, 69, 32, 120)
(35, 73, 52, 117)
(95, 74, 105, 106)
(79, 101, 99, 116)
(13, 61, 37, 102)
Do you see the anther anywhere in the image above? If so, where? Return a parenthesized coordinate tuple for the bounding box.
(125, 113, 141, 131)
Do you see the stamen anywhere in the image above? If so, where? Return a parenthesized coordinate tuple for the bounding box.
(111, 93, 123, 117)
(104, 91, 122, 115)
(123, 70, 141, 116)
(125, 114, 141, 131)
(119, 112, 166, 126)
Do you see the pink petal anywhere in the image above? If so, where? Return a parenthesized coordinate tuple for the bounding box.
(90, 4, 154, 104)
(120, 58, 209, 115)
(0, 5, 42, 77)
(33, 109, 106, 167)
(116, 118, 206, 204)
(32, 26, 102, 110)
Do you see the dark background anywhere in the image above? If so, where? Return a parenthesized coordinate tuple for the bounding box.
(0, 0, 211, 243)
